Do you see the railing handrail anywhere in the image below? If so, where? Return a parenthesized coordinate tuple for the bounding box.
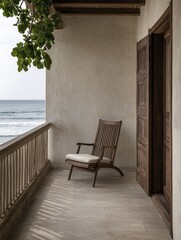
(0, 122, 51, 159)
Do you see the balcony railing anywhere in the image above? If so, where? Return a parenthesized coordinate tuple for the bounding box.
(0, 123, 51, 239)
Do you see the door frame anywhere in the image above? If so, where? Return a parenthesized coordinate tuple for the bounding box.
(149, 3, 173, 236)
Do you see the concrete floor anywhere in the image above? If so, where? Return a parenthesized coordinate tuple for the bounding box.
(8, 168, 171, 240)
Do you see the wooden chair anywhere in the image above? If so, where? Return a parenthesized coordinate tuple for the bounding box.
(65, 119, 124, 187)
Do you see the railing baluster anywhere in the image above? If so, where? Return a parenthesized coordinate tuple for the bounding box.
(26, 143, 28, 186)
(27, 143, 29, 185)
(15, 150, 18, 200)
(35, 137, 37, 175)
(20, 147, 22, 193)
(10, 154, 12, 206)
(22, 146, 24, 192)
(5, 156, 8, 212)
(2, 158, 5, 214)
(13, 152, 15, 202)
(0, 123, 50, 221)
(17, 148, 20, 196)
(25, 144, 27, 187)
(0, 159, 2, 216)
(29, 141, 32, 181)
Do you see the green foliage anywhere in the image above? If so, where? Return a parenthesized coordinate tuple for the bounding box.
(0, 0, 60, 71)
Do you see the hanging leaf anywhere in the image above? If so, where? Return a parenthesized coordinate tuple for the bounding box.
(0, 0, 61, 72)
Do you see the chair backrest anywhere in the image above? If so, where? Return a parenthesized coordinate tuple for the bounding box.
(92, 119, 122, 163)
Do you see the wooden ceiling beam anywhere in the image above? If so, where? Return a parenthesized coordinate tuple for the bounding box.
(53, 1, 145, 15)
(53, 0, 145, 4)
(54, 3, 143, 8)
(54, 7, 140, 15)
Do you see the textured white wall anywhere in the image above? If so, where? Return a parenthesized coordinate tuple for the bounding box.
(173, 1, 181, 239)
(137, 0, 170, 41)
(46, 15, 137, 168)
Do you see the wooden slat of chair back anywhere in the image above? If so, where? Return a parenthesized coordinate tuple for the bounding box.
(92, 120, 122, 162)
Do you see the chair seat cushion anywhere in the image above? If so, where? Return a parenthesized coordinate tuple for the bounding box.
(65, 154, 111, 164)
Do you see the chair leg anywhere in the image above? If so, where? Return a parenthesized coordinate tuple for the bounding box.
(93, 167, 99, 187)
(113, 166, 124, 176)
(68, 165, 74, 180)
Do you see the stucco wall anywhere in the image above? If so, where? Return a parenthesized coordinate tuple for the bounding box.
(173, 1, 181, 239)
(137, 0, 170, 41)
(46, 15, 137, 168)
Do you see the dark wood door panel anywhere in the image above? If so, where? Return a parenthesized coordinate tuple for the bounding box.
(136, 36, 150, 194)
(137, 116, 148, 144)
(163, 30, 171, 204)
(137, 143, 149, 192)
(137, 83, 148, 108)
(163, 145, 171, 202)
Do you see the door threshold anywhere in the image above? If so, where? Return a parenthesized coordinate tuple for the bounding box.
(152, 194, 171, 234)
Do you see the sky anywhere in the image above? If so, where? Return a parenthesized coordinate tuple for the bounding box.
(0, 11, 45, 100)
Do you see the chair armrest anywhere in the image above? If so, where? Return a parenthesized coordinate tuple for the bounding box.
(76, 142, 94, 154)
(77, 142, 94, 146)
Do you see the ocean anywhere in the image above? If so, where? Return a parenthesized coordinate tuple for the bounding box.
(0, 100, 45, 145)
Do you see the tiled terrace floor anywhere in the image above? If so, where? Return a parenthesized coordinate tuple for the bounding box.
(8, 168, 171, 240)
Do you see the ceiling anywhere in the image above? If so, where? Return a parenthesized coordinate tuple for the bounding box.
(53, 0, 146, 15)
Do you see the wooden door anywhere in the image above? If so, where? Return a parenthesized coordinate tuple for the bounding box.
(163, 29, 172, 203)
(136, 36, 150, 194)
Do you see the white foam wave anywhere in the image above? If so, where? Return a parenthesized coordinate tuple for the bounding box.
(0, 121, 45, 136)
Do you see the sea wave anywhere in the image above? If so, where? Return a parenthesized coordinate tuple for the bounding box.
(0, 117, 45, 120)
(0, 122, 43, 127)
(0, 135, 17, 137)
(0, 100, 45, 144)
(0, 111, 44, 113)
(0, 112, 45, 119)
(0, 121, 44, 136)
